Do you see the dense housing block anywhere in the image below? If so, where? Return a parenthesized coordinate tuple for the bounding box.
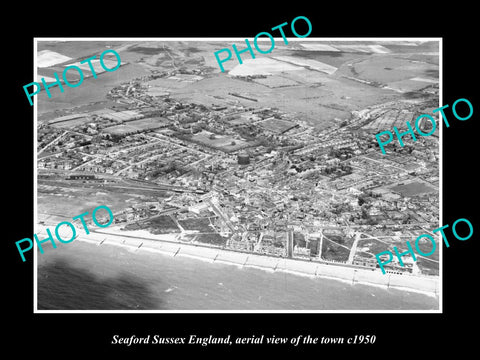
(375, 98, 473, 154)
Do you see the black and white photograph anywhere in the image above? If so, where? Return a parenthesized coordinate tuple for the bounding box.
(6, 6, 478, 356)
(33, 38, 440, 312)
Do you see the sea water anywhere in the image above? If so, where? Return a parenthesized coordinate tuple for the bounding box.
(37, 240, 439, 311)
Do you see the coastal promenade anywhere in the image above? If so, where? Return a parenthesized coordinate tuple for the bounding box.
(73, 226, 439, 297)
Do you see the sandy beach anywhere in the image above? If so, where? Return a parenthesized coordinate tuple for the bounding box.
(77, 226, 439, 298)
(36, 234, 440, 311)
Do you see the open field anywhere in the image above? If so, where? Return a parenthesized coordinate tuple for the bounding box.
(252, 75, 300, 88)
(178, 217, 214, 232)
(67, 58, 125, 76)
(37, 41, 134, 60)
(321, 234, 355, 262)
(50, 116, 92, 129)
(37, 182, 159, 218)
(127, 41, 207, 69)
(229, 57, 302, 76)
(390, 181, 437, 197)
(378, 41, 438, 53)
(358, 237, 407, 255)
(37, 62, 148, 114)
(351, 55, 438, 84)
(175, 72, 399, 130)
(333, 44, 391, 54)
(125, 117, 169, 130)
(286, 50, 372, 68)
(146, 77, 193, 90)
(37, 50, 72, 68)
(102, 124, 138, 135)
(36, 40, 438, 115)
(280, 68, 331, 85)
(102, 117, 168, 134)
(190, 130, 250, 152)
(415, 237, 439, 262)
(99, 110, 143, 122)
(399, 53, 439, 65)
(298, 43, 340, 52)
(37, 40, 437, 130)
(258, 118, 297, 133)
(132, 215, 180, 234)
(385, 79, 435, 93)
(194, 233, 227, 246)
(417, 258, 439, 276)
(36, 41, 149, 114)
(37, 45, 128, 84)
(274, 56, 338, 74)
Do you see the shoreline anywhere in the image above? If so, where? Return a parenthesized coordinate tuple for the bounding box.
(77, 228, 440, 299)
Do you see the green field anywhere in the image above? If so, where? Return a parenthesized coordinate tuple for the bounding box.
(190, 130, 250, 152)
(258, 118, 297, 133)
(390, 181, 436, 197)
(321, 234, 354, 262)
(127, 117, 169, 130)
(140, 215, 180, 234)
(178, 217, 214, 232)
(50, 116, 92, 129)
(194, 233, 227, 246)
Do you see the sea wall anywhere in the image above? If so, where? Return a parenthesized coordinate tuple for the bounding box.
(78, 232, 439, 296)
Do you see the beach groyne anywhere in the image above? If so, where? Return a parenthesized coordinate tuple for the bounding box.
(80, 230, 439, 297)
